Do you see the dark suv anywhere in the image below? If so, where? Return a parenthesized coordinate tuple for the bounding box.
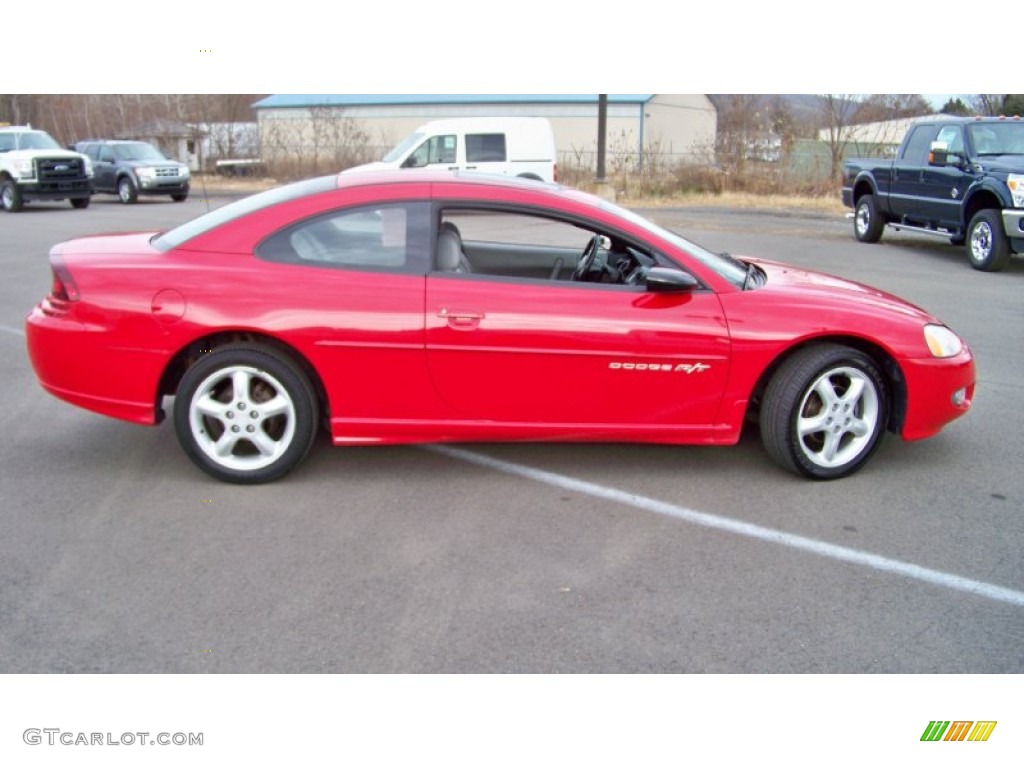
(75, 140, 190, 204)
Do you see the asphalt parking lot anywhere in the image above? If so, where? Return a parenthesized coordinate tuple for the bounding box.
(1, 193, 1022, 673)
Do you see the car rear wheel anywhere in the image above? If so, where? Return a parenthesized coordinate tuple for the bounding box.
(173, 344, 319, 483)
(118, 176, 138, 204)
(760, 344, 888, 480)
(854, 194, 884, 243)
(966, 209, 1010, 272)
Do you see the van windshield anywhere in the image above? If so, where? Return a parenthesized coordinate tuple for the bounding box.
(383, 132, 424, 162)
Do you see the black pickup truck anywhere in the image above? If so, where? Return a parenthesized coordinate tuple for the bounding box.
(842, 116, 1024, 271)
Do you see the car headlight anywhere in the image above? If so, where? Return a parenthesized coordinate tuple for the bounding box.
(924, 324, 964, 358)
(178, 166, 190, 178)
(15, 159, 35, 179)
(1008, 174, 1024, 208)
(82, 156, 93, 177)
(135, 167, 156, 180)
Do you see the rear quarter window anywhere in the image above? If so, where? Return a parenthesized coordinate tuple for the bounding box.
(256, 202, 431, 274)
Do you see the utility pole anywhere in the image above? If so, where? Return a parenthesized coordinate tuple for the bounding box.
(594, 94, 615, 200)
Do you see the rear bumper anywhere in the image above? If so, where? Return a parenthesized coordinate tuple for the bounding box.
(25, 303, 164, 425)
(899, 350, 975, 441)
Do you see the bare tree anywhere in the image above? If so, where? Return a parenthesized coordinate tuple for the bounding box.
(819, 94, 861, 183)
(972, 95, 1005, 116)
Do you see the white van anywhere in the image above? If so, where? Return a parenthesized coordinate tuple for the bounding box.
(350, 117, 557, 183)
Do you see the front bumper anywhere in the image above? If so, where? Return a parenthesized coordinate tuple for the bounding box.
(19, 179, 92, 200)
(899, 349, 975, 441)
(137, 177, 189, 195)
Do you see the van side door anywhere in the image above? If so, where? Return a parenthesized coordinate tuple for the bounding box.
(463, 132, 509, 176)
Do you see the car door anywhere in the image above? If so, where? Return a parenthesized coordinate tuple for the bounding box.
(463, 132, 509, 176)
(401, 134, 459, 173)
(94, 145, 116, 192)
(424, 209, 731, 431)
(889, 124, 937, 221)
(919, 124, 970, 227)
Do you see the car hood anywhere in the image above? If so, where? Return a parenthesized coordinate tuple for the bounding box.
(750, 259, 937, 322)
(342, 161, 392, 174)
(120, 159, 187, 169)
(974, 157, 1024, 174)
(5, 148, 84, 160)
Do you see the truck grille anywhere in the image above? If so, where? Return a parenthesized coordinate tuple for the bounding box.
(37, 157, 86, 181)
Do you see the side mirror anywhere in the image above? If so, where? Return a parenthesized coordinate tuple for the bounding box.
(645, 267, 698, 292)
(928, 141, 963, 167)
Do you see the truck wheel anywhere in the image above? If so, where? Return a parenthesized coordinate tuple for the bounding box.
(1, 179, 24, 212)
(854, 195, 884, 243)
(70, 197, 90, 209)
(966, 210, 1010, 272)
(118, 176, 138, 204)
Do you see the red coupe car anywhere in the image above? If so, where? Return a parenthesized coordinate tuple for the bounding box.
(25, 171, 975, 483)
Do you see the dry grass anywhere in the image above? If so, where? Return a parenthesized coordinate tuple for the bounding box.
(618, 190, 846, 214)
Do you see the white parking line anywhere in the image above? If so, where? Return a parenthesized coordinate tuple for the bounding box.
(0, 324, 26, 337)
(425, 444, 1024, 608)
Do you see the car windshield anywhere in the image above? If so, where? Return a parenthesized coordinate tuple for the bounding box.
(114, 143, 167, 161)
(152, 176, 338, 252)
(0, 131, 62, 152)
(968, 122, 1024, 156)
(595, 198, 749, 287)
(383, 132, 425, 163)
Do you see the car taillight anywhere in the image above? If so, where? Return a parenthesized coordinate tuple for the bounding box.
(50, 256, 79, 302)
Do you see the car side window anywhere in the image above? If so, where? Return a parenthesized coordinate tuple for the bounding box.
(935, 125, 964, 155)
(466, 133, 507, 163)
(407, 135, 456, 167)
(99, 146, 115, 163)
(900, 125, 937, 164)
(256, 202, 431, 274)
(435, 208, 657, 288)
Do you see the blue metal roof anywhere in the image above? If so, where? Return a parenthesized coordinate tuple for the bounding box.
(253, 94, 654, 109)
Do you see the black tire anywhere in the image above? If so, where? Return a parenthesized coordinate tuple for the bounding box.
(760, 344, 888, 480)
(854, 194, 884, 243)
(966, 209, 1011, 272)
(117, 176, 138, 204)
(70, 197, 90, 209)
(1, 178, 24, 212)
(173, 343, 319, 483)
(171, 193, 188, 202)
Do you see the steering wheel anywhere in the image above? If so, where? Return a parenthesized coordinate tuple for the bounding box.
(572, 235, 606, 282)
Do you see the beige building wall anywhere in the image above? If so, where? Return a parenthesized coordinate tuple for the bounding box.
(256, 96, 718, 170)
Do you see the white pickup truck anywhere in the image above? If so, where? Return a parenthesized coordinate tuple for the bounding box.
(0, 126, 93, 211)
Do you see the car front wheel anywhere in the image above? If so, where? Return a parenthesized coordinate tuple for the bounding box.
(118, 176, 138, 204)
(760, 344, 888, 480)
(173, 344, 319, 483)
(1, 179, 23, 211)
